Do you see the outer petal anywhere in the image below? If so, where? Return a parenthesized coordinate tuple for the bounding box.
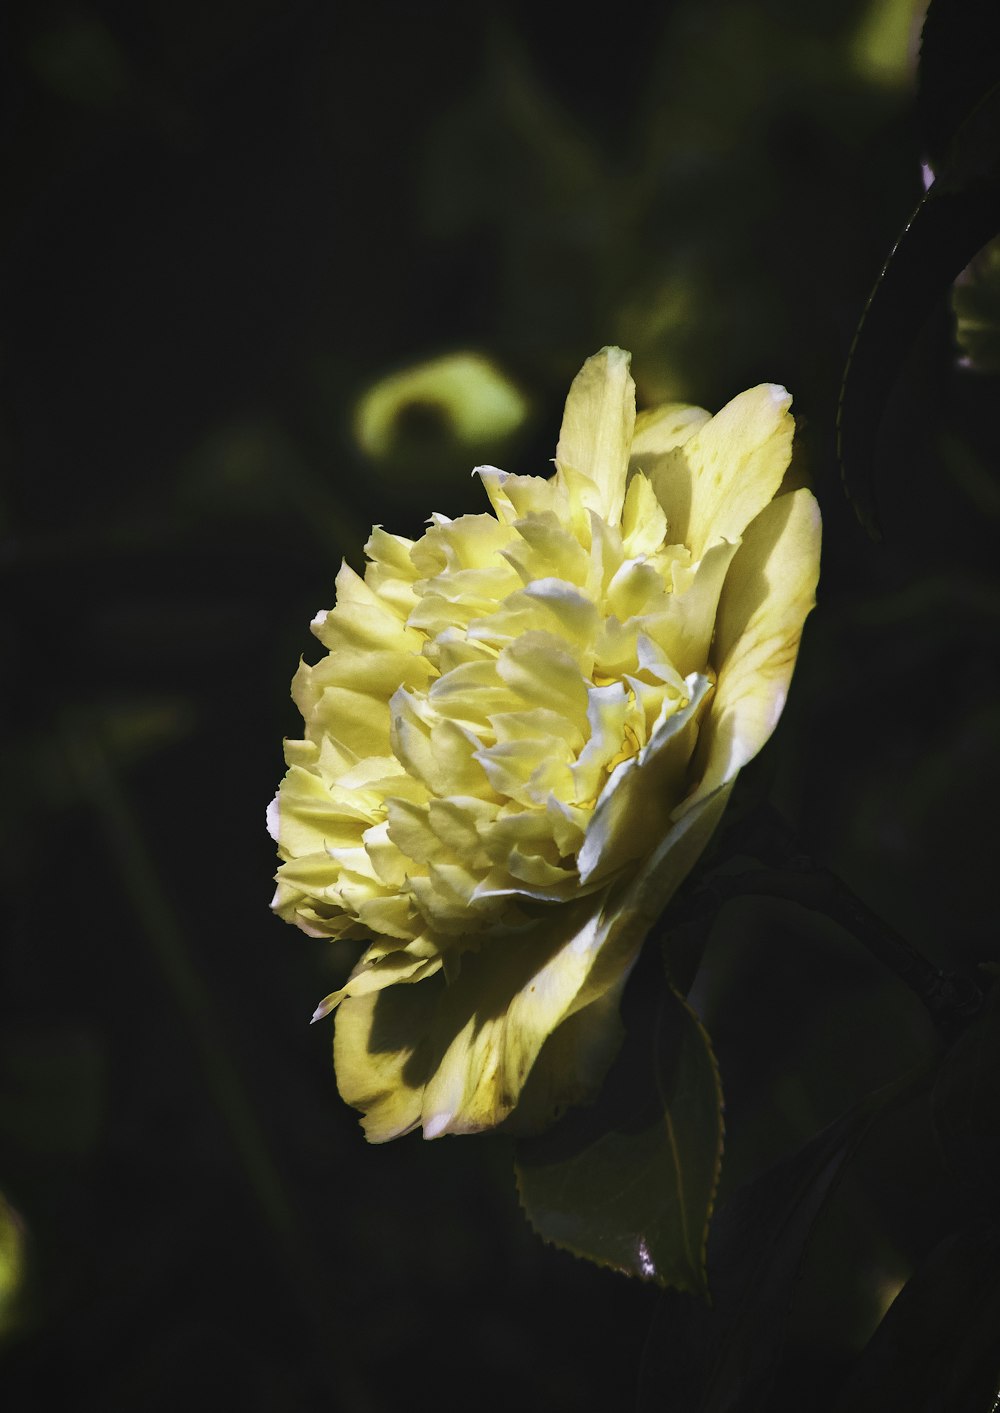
(680, 487, 821, 812)
(555, 347, 635, 526)
(496, 980, 627, 1135)
(334, 976, 446, 1142)
(680, 384, 794, 560)
(313, 947, 443, 1023)
(332, 783, 733, 1142)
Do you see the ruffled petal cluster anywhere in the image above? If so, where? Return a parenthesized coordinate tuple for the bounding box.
(269, 348, 821, 1141)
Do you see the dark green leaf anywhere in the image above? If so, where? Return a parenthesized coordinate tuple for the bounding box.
(636, 1069, 928, 1412)
(837, 169, 1000, 538)
(838, 72, 1000, 538)
(918, 0, 1000, 167)
(515, 960, 723, 1293)
(834, 1226, 1000, 1412)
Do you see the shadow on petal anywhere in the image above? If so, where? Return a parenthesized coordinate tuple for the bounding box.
(713, 490, 800, 668)
(335, 976, 445, 1143)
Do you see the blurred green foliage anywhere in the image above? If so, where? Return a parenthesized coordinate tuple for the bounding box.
(954, 237, 1000, 373)
(0, 1191, 27, 1341)
(2, 0, 999, 1409)
(352, 350, 531, 501)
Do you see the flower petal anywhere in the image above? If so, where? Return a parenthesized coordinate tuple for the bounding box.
(499, 981, 627, 1135)
(334, 975, 447, 1142)
(313, 947, 443, 1022)
(628, 402, 711, 542)
(621, 470, 668, 557)
(555, 347, 635, 526)
(681, 487, 821, 812)
(418, 897, 616, 1136)
(415, 785, 731, 1138)
(577, 673, 713, 885)
(331, 771, 736, 1143)
(631, 402, 711, 459)
(681, 384, 794, 560)
(639, 537, 740, 677)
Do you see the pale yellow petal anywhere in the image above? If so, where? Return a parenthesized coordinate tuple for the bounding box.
(333, 779, 734, 1141)
(586, 512, 626, 600)
(428, 628, 493, 674)
(385, 797, 439, 865)
(501, 512, 590, 588)
(620, 781, 734, 930)
(429, 717, 494, 796)
(628, 402, 710, 543)
(410, 513, 514, 576)
(606, 558, 664, 622)
(474, 737, 575, 807)
(555, 347, 635, 526)
(301, 684, 393, 757)
(621, 470, 668, 557)
(387, 687, 437, 786)
(356, 893, 419, 939)
(417, 783, 732, 1137)
(681, 384, 794, 560)
(638, 537, 741, 677)
(577, 673, 713, 885)
(488, 707, 585, 753)
(476, 466, 562, 523)
(428, 661, 517, 731)
(362, 820, 409, 887)
(426, 795, 500, 855)
(364, 526, 419, 576)
(311, 600, 422, 655)
(681, 488, 821, 812)
(269, 764, 371, 857)
(630, 402, 711, 460)
(306, 647, 433, 698)
(496, 631, 589, 725)
(521, 578, 601, 649)
(334, 977, 446, 1142)
(417, 896, 614, 1136)
(314, 947, 443, 1021)
(571, 682, 630, 803)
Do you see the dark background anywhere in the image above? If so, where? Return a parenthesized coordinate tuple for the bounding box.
(2, 1, 998, 1409)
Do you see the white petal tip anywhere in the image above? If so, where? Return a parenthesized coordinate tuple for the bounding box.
(266, 794, 281, 842)
(422, 1111, 452, 1140)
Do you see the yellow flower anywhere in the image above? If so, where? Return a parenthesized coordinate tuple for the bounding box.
(268, 348, 821, 1142)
